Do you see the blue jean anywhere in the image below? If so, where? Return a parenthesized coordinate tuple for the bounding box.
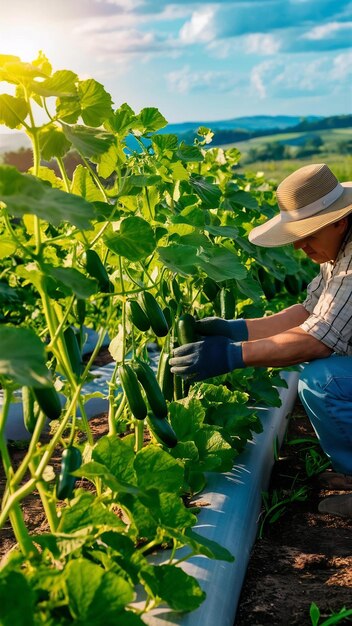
(298, 356, 352, 476)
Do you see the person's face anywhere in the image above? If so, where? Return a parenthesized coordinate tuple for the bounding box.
(293, 218, 348, 264)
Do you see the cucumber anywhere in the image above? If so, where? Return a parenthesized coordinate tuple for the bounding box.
(33, 384, 62, 421)
(127, 299, 151, 332)
(134, 360, 168, 418)
(118, 364, 147, 421)
(141, 292, 169, 337)
(176, 313, 196, 345)
(147, 414, 178, 448)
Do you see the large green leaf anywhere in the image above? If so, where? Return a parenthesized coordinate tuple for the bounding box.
(92, 435, 136, 485)
(107, 102, 135, 135)
(157, 244, 199, 276)
(134, 445, 184, 493)
(78, 79, 113, 127)
(177, 141, 204, 162)
(32, 70, 78, 97)
(71, 165, 106, 202)
(0, 570, 35, 626)
(65, 558, 134, 621)
(38, 124, 71, 160)
(133, 107, 168, 134)
(62, 124, 115, 159)
(0, 94, 29, 129)
(0, 166, 95, 230)
(189, 174, 222, 208)
(104, 217, 156, 261)
(0, 326, 50, 387)
(145, 564, 205, 612)
(197, 246, 247, 282)
(47, 266, 98, 298)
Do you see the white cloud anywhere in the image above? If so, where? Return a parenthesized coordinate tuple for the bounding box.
(246, 33, 281, 55)
(250, 61, 276, 98)
(330, 50, 352, 80)
(303, 21, 352, 40)
(179, 7, 216, 43)
(166, 65, 239, 94)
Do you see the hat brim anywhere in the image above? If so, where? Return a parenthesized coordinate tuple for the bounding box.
(249, 182, 352, 247)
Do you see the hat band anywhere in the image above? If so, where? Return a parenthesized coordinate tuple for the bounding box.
(280, 183, 344, 223)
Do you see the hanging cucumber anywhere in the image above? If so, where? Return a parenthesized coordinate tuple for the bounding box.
(258, 267, 277, 301)
(56, 446, 82, 500)
(147, 414, 178, 449)
(157, 351, 174, 402)
(134, 360, 168, 419)
(22, 386, 38, 434)
(118, 364, 147, 421)
(177, 313, 196, 345)
(127, 299, 151, 332)
(141, 292, 169, 337)
(220, 288, 236, 320)
(75, 299, 86, 326)
(85, 249, 113, 294)
(33, 384, 62, 421)
(64, 326, 83, 379)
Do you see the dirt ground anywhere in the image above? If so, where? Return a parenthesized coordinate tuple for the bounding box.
(1, 361, 352, 624)
(235, 399, 352, 626)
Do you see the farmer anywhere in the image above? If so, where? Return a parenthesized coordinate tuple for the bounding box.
(170, 163, 352, 518)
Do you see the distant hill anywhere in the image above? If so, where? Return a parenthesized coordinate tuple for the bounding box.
(0, 115, 350, 158)
(162, 115, 322, 136)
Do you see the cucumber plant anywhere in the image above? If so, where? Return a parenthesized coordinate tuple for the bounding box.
(0, 51, 314, 624)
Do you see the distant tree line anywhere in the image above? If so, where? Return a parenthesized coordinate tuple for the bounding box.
(179, 114, 352, 147)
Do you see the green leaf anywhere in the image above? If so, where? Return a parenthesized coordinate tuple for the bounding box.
(0, 236, 16, 259)
(134, 445, 184, 493)
(222, 189, 259, 212)
(77, 461, 138, 495)
(189, 174, 222, 208)
(134, 107, 168, 134)
(47, 266, 98, 299)
(0, 94, 29, 129)
(197, 246, 247, 282)
(151, 134, 178, 157)
(93, 435, 136, 485)
(0, 326, 50, 387)
(78, 79, 113, 127)
(107, 102, 136, 135)
(177, 141, 204, 162)
(104, 217, 156, 261)
(65, 558, 134, 621)
(0, 166, 95, 230)
(157, 492, 197, 529)
(38, 125, 71, 160)
(157, 244, 199, 276)
(32, 70, 78, 97)
(0, 570, 35, 626)
(169, 398, 205, 440)
(71, 165, 106, 202)
(146, 564, 205, 612)
(62, 124, 115, 159)
(57, 492, 125, 533)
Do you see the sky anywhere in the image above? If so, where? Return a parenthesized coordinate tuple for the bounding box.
(0, 0, 351, 124)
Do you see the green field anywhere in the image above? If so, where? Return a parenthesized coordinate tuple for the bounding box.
(227, 127, 352, 183)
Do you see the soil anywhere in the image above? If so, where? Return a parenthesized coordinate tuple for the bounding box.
(1, 356, 351, 624)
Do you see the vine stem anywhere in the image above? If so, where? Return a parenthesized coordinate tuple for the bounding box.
(0, 390, 38, 556)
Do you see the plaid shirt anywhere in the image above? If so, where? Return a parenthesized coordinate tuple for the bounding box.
(301, 227, 352, 355)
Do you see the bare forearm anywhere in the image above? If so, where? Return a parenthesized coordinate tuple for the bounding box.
(242, 327, 332, 367)
(246, 304, 310, 340)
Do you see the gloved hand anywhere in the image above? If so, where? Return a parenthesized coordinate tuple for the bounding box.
(195, 317, 248, 341)
(169, 335, 245, 381)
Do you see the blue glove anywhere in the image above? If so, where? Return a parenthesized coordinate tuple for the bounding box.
(169, 335, 245, 381)
(195, 317, 248, 341)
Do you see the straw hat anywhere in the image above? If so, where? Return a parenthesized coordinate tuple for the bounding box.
(248, 163, 352, 247)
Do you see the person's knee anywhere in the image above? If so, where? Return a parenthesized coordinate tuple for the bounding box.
(298, 358, 331, 398)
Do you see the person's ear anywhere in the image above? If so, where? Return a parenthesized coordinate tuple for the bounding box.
(334, 217, 348, 234)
